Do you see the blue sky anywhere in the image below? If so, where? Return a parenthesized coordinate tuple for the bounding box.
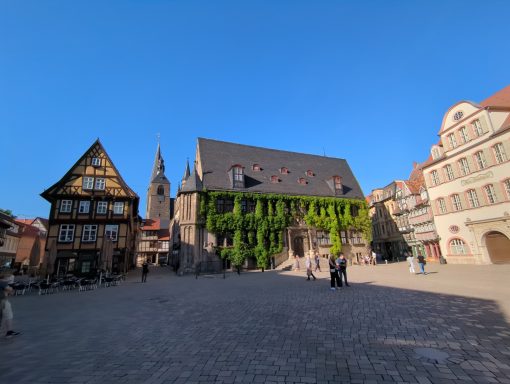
(1, 0, 509, 219)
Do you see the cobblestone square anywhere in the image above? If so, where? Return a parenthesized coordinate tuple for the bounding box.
(1, 263, 510, 384)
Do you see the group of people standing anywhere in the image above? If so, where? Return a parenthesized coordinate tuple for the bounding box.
(406, 251, 427, 275)
(328, 253, 350, 290)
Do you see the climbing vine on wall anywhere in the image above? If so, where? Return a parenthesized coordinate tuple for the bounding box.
(201, 191, 371, 268)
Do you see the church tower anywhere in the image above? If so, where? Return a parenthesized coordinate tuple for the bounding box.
(146, 143, 171, 223)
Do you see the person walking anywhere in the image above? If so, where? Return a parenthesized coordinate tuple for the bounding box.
(407, 252, 416, 274)
(305, 256, 317, 281)
(1, 284, 20, 338)
(141, 260, 149, 283)
(293, 253, 300, 271)
(314, 251, 321, 272)
(328, 254, 341, 291)
(337, 253, 350, 287)
(417, 253, 426, 275)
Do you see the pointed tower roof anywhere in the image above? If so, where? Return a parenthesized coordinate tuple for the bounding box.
(150, 143, 169, 184)
(181, 163, 203, 193)
(182, 159, 191, 181)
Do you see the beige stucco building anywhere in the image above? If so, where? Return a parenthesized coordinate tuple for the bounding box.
(423, 85, 510, 264)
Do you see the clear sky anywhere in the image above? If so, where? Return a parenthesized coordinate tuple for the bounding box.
(1, 0, 509, 219)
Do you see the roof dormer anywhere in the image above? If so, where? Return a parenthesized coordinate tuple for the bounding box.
(229, 164, 245, 189)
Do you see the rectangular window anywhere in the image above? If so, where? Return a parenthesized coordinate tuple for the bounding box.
(451, 194, 462, 211)
(431, 170, 440, 186)
(459, 126, 469, 143)
(59, 224, 75, 242)
(83, 177, 94, 190)
(316, 231, 330, 245)
(82, 225, 97, 242)
(97, 201, 108, 214)
(493, 143, 507, 164)
(466, 190, 480, 208)
(95, 178, 105, 190)
(113, 202, 124, 215)
(105, 225, 119, 241)
(474, 151, 487, 170)
(438, 198, 447, 214)
(224, 199, 234, 212)
(60, 200, 72, 213)
(504, 179, 510, 199)
(216, 199, 225, 213)
(447, 133, 457, 149)
(340, 231, 347, 244)
(91, 157, 101, 166)
(444, 164, 455, 181)
(484, 184, 498, 204)
(79, 201, 90, 214)
(81, 261, 91, 274)
(458, 158, 470, 176)
(473, 119, 484, 136)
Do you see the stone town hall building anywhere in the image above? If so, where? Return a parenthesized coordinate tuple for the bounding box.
(170, 138, 370, 272)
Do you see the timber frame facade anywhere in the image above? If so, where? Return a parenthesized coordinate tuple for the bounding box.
(41, 139, 139, 276)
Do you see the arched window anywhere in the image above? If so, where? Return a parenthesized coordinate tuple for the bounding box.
(450, 239, 467, 255)
(157, 185, 165, 195)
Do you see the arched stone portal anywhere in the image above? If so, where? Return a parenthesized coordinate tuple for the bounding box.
(485, 231, 510, 264)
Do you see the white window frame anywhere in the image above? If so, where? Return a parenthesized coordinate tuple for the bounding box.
(82, 225, 98, 242)
(95, 178, 106, 190)
(105, 225, 119, 241)
(83, 177, 94, 190)
(504, 179, 510, 199)
(58, 224, 75, 242)
(431, 170, 440, 186)
(493, 143, 507, 164)
(473, 119, 483, 136)
(451, 194, 462, 211)
(458, 158, 470, 176)
(97, 201, 108, 214)
(60, 200, 72, 213)
(447, 133, 457, 149)
(450, 239, 467, 255)
(444, 164, 454, 181)
(113, 202, 124, 215)
(78, 201, 90, 214)
(466, 189, 480, 208)
(459, 126, 469, 143)
(91, 157, 101, 167)
(474, 151, 487, 170)
(484, 184, 498, 204)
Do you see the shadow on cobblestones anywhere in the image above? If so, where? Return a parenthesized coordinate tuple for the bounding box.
(1, 267, 509, 384)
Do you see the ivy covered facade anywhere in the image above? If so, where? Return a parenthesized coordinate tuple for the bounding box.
(170, 138, 371, 272)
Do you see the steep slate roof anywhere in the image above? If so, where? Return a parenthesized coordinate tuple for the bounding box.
(181, 165, 203, 193)
(197, 138, 365, 199)
(150, 143, 170, 184)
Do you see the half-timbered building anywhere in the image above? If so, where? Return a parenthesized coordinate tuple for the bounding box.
(41, 139, 139, 276)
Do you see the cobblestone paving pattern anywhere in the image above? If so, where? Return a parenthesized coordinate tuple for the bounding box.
(1, 263, 509, 384)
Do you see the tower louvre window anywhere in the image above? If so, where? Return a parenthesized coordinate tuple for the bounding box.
(157, 185, 165, 195)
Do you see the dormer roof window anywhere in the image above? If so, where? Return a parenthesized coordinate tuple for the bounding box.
(333, 176, 342, 194)
(230, 164, 245, 188)
(252, 164, 262, 171)
(297, 177, 307, 185)
(306, 170, 314, 177)
(271, 175, 280, 183)
(280, 167, 289, 174)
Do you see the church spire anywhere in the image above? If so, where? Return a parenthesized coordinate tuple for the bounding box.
(150, 142, 167, 182)
(182, 158, 191, 184)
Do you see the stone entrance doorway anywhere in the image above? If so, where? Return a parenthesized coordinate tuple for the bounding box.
(485, 231, 510, 264)
(293, 236, 304, 257)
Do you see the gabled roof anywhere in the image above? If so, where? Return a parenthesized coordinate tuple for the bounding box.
(41, 139, 138, 202)
(196, 138, 364, 199)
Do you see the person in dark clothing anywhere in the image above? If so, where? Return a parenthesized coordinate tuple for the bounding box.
(328, 255, 341, 291)
(337, 253, 350, 287)
(141, 261, 149, 283)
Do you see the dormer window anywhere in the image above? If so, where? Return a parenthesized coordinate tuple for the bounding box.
(271, 175, 280, 183)
(91, 157, 101, 167)
(280, 167, 289, 174)
(231, 165, 244, 188)
(306, 170, 314, 177)
(298, 178, 307, 185)
(252, 164, 261, 171)
(334, 176, 342, 194)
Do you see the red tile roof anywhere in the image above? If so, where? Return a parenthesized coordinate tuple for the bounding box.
(480, 85, 510, 108)
(141, 219, 161, 231)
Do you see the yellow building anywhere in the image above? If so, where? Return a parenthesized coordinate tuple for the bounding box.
(41, 139, 140, 275)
